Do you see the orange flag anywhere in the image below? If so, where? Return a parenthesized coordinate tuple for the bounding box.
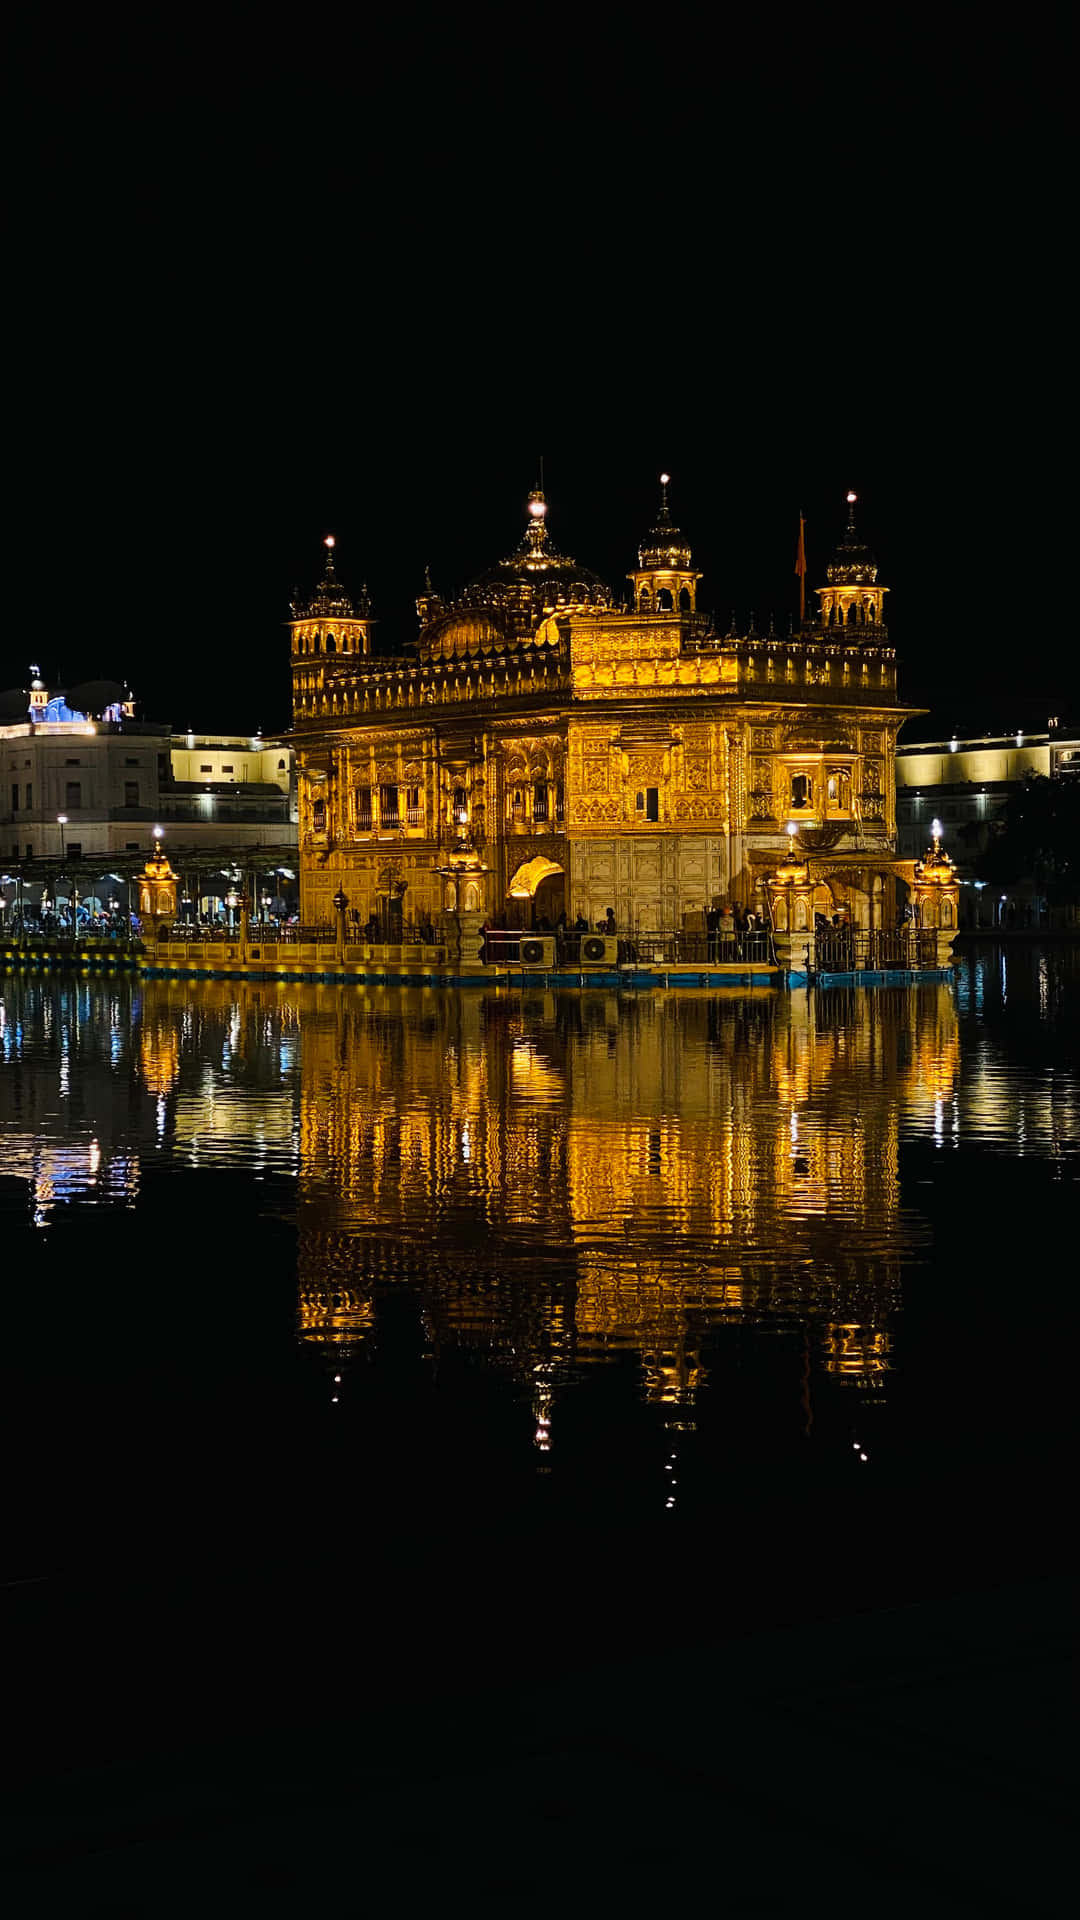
(794, 512, 807, 621)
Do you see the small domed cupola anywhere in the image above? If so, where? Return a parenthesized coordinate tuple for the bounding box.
(628, 474, 702, 613)
(289, 535, 375, 659)
(816, 493, 888, 631)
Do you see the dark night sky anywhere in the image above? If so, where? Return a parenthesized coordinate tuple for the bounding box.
(5, 8, 1071, 740)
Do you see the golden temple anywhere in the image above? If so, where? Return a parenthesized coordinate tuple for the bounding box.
(290, 485, 928, 945)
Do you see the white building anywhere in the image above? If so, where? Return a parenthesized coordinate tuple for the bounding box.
(895, 726, 1079, 924)
(0, 671, 297, 920)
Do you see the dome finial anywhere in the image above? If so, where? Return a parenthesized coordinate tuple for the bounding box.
(525, 486, 550, 559)
(845, 490, 857, 532)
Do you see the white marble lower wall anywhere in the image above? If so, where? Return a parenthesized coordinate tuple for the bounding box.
(568, 835, 728, 931)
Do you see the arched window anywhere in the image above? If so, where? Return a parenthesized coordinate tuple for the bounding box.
(511, 786, 525, 822)
(312, 798, 326, 832)
(532, 779, 548, 821)
(639, 587, 651, 609)
(847, 603, 857, 625)
(657, 587, 674, 611)
(826, 768, 851, 812)
(791, 773, 812, 809)
(679, 587, 691, 612)
(326, 633, 336, 652)
(277, 757, 286, 770)
(452, 786, 468, 824)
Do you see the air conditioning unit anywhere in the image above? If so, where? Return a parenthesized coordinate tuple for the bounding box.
(519, 935, 556, 968)
(580, 934, 619, 966)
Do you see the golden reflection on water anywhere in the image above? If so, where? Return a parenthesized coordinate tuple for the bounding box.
(0, 969, 1003, 1422)
(295, 983, 962, 1418)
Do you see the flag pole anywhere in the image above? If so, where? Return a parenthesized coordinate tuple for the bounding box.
(795, 512, 807, 625)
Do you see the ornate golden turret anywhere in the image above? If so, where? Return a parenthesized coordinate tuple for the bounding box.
(912, 821, 959, 940)
(627, 474, 702, 613)
(815, 492, 888, 632)
(289, 536, 375, 662)
(137, 849, 178, 945)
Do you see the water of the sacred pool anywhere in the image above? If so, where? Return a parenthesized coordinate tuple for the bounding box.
(1, 949, 1074, 1897)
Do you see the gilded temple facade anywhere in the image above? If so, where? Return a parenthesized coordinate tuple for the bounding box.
(291, 488, 916, 937)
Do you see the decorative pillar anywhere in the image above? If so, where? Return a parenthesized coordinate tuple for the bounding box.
(912, 826, 960, 965)
(137, 852, 179, 950)
(765, 830, 815, 977)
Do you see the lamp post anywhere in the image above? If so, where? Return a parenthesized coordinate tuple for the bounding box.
(332, 886, 348, 962)
(56, 814, 71, 947)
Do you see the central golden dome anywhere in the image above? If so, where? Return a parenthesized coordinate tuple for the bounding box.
(417, 490, 612, 662)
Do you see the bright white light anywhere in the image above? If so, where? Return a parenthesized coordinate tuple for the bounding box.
(528, 499, 546, 517)
(324, 534, 335, 548)
(931, 818, 943, 839)
(56, 813, 67, 825)
(846, 490, 857, 504)
(153, 825, 164, 840)
(660, 471, 671, 485)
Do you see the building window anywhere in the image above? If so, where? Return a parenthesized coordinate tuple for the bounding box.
(67, 842, 82, 860)
(380, 783, 399, 825)
(11, 783, 17, 811)
(222, 765, 234, 773)
(790, 772, 812, 809)
(635, 788, 660, 822)
(25, 843, 33, 857)
(65, 757, 81, 766)
(278, 757, 286, 770)
(406, 786, 422, 825)
(452, 785, 468, 825)
(355, 784, 372, 827)
(65, 781, 81, 808)
(511, 786, 525, 822)
(532, 780, 548, 822)
(826, 768, 851, 812)
(125, 757, 140, 767)
(125, 782, 139, 807)
(200, 764, 213, 772)
(555, 782, 564, 823)
(126, 842, 139, 851)
(312, 798, 326, 832)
